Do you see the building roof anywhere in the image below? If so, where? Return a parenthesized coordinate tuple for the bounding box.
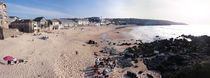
(13, 19, 35, 23)
(78, 19, 89, 21)
(48, 19, 61, 25)
(34, 17, 46, 21)
(50, 19, 59, 22)
(9, 16, 18, 18)
(58, 19, 76, 23)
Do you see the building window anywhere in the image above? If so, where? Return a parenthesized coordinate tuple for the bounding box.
(4, 16, 7, 19)
(0, 16, 2, 19)
(3, 5, 6, 9)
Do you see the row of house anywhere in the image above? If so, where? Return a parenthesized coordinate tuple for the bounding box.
(9, 17, 63, 33)
(9, 17, 110, 33)
(0, 2, 21, 40)
(0, 2, 9, 28)
(0, 2, 114, 39)
(1, 2, 113, 35)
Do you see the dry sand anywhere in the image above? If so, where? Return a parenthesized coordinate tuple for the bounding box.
(0, 26, 114, 78)
(0, 26, 161, 78)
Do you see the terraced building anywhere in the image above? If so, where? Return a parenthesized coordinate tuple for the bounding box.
(0, 2, 9, 28)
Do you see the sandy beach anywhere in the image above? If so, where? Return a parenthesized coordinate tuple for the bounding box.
(0, 26, 161, 78)
(0, 26, 115, 78)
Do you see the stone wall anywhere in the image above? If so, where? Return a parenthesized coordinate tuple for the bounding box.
(0, 27, 3, 39)
(0, 27, 21, 40)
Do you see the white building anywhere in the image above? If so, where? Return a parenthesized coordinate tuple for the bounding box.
(48, 19, 62, 30)
(77, 19, 89, 26)
(58, 19, 77, 28)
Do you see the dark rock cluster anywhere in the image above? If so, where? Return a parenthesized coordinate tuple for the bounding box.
(126, 71, 138, 78)
(117, 58, 133, 68)
(87, 40, 97, 44)
(100, 47, 118, 55)
(122, 35, 210, 77)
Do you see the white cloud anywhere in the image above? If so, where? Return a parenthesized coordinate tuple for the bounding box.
(104, 0, 210, 24)
(7, 3, 72, 18)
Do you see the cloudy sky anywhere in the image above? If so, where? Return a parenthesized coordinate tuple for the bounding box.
(1, 0, 210, 24)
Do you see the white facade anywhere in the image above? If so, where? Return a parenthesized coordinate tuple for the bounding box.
(78, 19, 89, 26)
(58, 19, 77, 28)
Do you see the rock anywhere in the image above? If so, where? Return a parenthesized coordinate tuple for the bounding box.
(109, 48, 117, 55)
(143, 54, 190, 73)
(118, 58, 133, 68)
(147, 74, 153, 78)
(124, 52, 134, 58)
(99, 50, 104, 53)
(127, 71, 138, 78)
(120, 35, 210, 77)
(75, 51, 78, 55)
(120, 43, 132, 46)
(134, 65, 138, 68)
(87, 40, 97, 44)
(154, 50, 159, 54)
(138, 71, 144, 74)
(94, 52, 98, 56)
(11, 35, 17, 38)
(134, 59, 138, 63)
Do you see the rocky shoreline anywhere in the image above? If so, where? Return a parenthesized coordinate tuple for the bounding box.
(142, 35, 210, 78)
(95, 32, 210, 78)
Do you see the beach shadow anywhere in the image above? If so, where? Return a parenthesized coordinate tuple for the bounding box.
(81, 66, 96, 78)
(0, 62, 5, 65)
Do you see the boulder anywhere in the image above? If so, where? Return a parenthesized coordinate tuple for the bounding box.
(127, 71, 138, 78)
(138, 71, 144, 74)
(118, 58, 133, 68)
(124, 52, 134, 58)
(87, 40, 97, 44)
(147, 74, 153, 78)
(94, 52, 98, 56)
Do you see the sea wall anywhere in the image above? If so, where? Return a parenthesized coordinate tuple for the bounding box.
(0, 27, 3, 39)
(0, 27, 21, 40)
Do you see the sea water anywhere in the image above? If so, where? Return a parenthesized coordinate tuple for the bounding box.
(129, 25, 210, 42)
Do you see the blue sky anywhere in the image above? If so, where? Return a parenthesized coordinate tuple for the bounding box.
(2, 0, 110, 18)
(1, 0, 210, 24)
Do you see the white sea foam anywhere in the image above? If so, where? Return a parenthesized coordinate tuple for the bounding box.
(129, 25, 210, 42)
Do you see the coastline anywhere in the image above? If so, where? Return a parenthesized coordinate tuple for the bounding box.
(0, 25, 162, 78)
(96, 25, 162, 78)
(101, 25, 136, 41)
(0, 26, 116, 78)
(104, 25, 210, 78)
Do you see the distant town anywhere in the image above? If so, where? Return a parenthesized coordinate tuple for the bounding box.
(0, 2, 185, 40)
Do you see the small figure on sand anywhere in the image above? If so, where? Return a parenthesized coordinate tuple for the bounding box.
(3, 56, 26, 65)
(3, 56, 18, 65)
